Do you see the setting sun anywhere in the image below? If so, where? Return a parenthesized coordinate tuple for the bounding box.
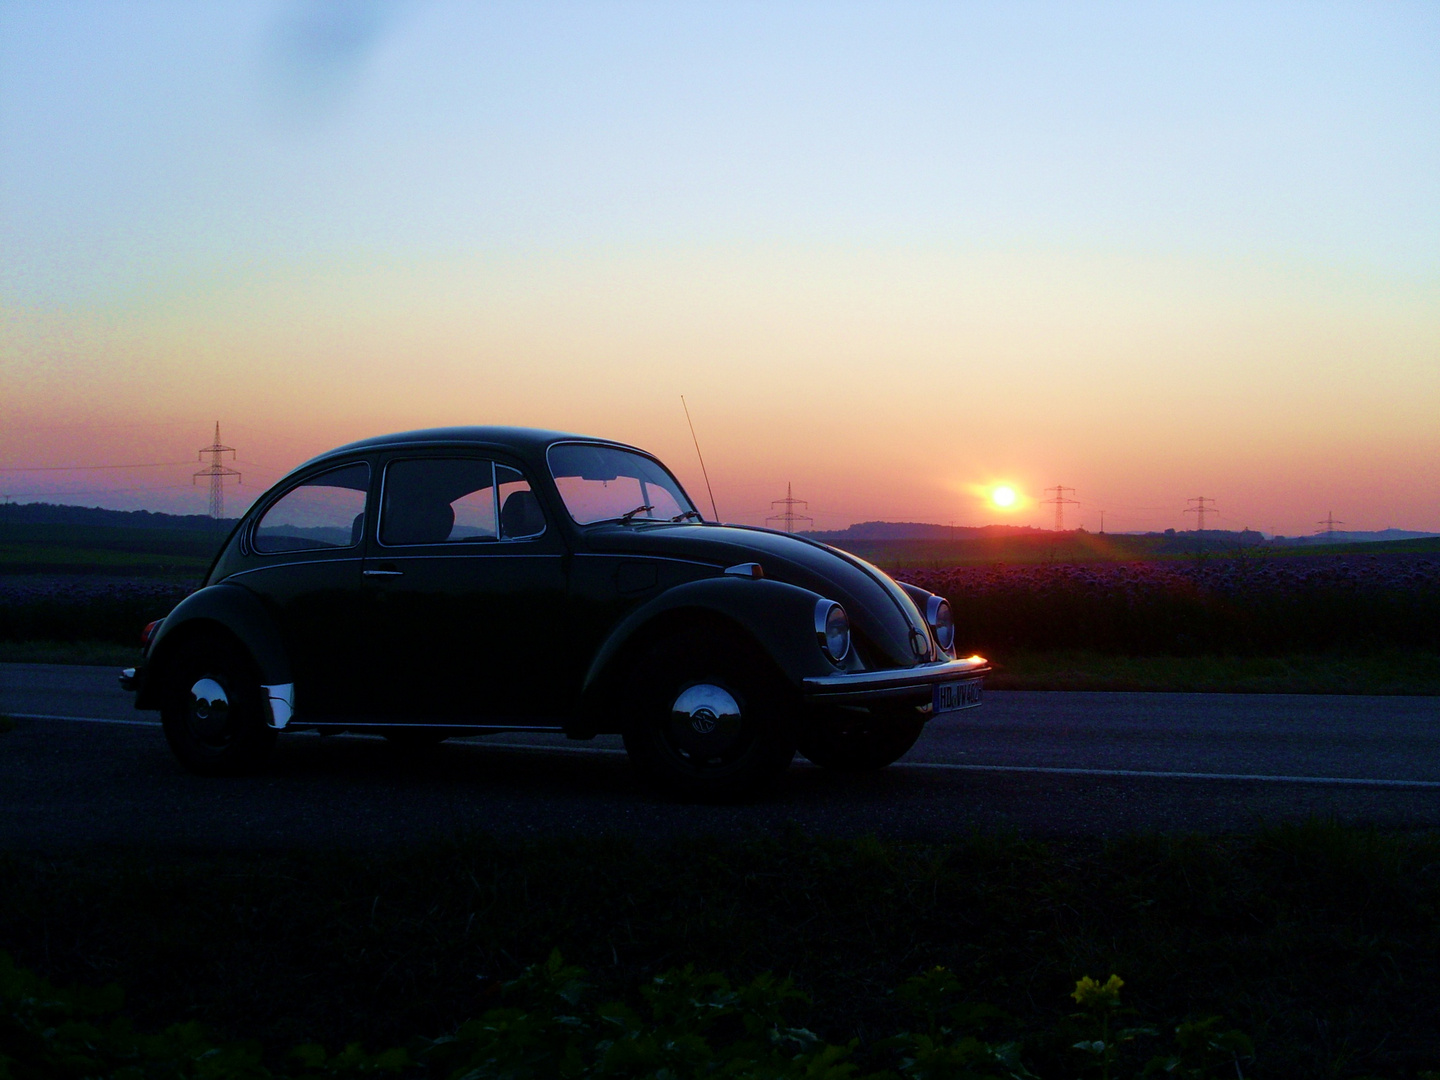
(991, 485, 1018, 509)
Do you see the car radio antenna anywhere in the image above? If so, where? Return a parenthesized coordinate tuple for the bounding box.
(681, 395, 720, 522)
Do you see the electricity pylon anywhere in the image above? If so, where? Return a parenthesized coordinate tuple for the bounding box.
(1185, 496, 1216, 532)
(767, 482, 814, 533)
(194, 422, 241, 520)
(1316, 512, 1345, 541)
(1041, 485, 1078, 532)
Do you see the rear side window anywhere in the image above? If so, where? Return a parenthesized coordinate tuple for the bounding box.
(497, 465, 545, 539)
(253, 463, 370, 553)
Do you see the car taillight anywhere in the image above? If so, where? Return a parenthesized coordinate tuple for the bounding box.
(141, 620, 162, 646)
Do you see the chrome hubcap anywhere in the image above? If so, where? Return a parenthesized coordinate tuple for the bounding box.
(668, 683, 742, 758)
(188, 677, 230, 740)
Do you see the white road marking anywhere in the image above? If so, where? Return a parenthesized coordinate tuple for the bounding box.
(893, 760, 1440, 790)
(11, 715, 1440, 790)
(7, 712, 161, 727)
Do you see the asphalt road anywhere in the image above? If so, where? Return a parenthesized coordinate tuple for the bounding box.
(2, 662, 1437, 848)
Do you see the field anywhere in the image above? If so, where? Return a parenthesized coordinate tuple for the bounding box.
(897, 550, 1440, 657)
(1, 525, 1437, 694)
(2, 826, 1438, 1077)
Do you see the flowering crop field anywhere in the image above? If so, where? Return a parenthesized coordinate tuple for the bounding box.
(899, 553, 1440, 655)
(0, 575, 194, 646)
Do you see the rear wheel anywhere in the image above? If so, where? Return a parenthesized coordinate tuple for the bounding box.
(160, 634, 277, 775)
(798, 708, 925, 772)
(621, 626, 795, 801)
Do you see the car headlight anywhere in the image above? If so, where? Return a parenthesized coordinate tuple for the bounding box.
(925, 596, 955, 653)
(814, 600, 850, 663)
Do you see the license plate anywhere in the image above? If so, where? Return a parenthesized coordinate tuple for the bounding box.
(933, 678, 983, 714)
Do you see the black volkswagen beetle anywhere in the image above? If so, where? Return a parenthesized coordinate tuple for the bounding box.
(122, 427, 988, 798)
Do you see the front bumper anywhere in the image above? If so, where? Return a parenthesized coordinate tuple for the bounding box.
(802, 656, 989, 707)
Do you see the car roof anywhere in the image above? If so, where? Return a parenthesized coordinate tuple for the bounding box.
(298, 426, 643, 471)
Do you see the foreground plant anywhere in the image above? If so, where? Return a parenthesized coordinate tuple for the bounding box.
(1, 950, 1260, 1080)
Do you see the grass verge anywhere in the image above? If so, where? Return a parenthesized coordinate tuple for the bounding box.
(987, 649, 1440, 694)
(0, 638, 139, 666)
(2, 825, 1437, 1076)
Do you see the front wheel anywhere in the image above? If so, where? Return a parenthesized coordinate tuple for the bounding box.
(798, 708, 925, 772)
(160, 634, 277, 776)
(621, 627, 796, 801)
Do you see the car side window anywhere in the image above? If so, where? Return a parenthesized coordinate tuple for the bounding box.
(381, 457, 498, 546)
(497, 465, 545, 540)
(253, 463, 370, 554)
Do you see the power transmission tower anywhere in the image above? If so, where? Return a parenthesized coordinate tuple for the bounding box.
(1041, 485, 1078, 532)
(766, 482, 813, 534)
(1185, 496, 1216, 532)
(1099, 509, 1105, 535)
(1316, 511, 1345, 541)
(194, 422, 241, 520)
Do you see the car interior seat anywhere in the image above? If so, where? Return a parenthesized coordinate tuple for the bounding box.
(500, 490, 545, 539)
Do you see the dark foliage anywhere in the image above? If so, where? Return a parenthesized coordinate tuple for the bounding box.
(2, 825, 1438, 1076)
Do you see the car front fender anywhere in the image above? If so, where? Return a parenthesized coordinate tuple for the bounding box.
(134, 583, 292, 714)
(580, 576, 841, 706)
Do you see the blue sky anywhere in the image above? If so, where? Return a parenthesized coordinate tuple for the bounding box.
(2, 1, 1438, 531)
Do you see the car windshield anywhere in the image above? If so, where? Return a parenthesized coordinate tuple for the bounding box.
(547, 444, 699, 526)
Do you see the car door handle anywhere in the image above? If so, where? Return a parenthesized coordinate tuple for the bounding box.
(363, 568, 404, 577)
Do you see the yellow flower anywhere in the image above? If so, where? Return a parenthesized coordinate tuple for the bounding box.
(1071, 974, 1124, 1008)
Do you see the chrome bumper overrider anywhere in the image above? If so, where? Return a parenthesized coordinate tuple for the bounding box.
(802, 656, 989, 706)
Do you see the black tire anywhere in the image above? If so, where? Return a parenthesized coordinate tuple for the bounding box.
(798, 708, 925, 772)
(160, 633, 277, 776)
(621, 626, 796, 801)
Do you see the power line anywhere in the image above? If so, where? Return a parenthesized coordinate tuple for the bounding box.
(194, 422, 241, 520)
(1316, 511, 1345, 541)
(1041, 485, 1079, 532)
(1185, 496, 1217, 531)
(0, 461, 195, 472)
(766, 482, 813, 533)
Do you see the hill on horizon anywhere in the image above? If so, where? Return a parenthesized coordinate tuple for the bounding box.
(805, 519, 1438, 544)
(803, 521, 1045, 541)
(0, 501, 237, 531)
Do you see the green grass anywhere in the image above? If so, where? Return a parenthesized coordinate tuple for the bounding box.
(988, 649, 1440, 695)
(2, 826, 1438, 1077)
(0, 638, 140, 665)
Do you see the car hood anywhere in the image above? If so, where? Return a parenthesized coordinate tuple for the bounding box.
(582, 523, 931, 668)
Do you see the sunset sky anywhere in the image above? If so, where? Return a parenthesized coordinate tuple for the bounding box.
(2, 1, 1437, 535)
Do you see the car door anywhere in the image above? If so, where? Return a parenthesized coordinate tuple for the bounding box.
(237, 460, 374, 718)
(361, 453, 567, 724)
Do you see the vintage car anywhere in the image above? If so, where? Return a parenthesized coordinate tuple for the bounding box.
(122, 427, 988, 798)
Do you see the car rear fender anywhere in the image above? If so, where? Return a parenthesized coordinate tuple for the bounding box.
(580, 577, 836, 709)
(135, 583, 291, 710)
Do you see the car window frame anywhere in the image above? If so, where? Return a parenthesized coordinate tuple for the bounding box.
(376, 453, 548, 549)
(246, 460, 372, 557)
